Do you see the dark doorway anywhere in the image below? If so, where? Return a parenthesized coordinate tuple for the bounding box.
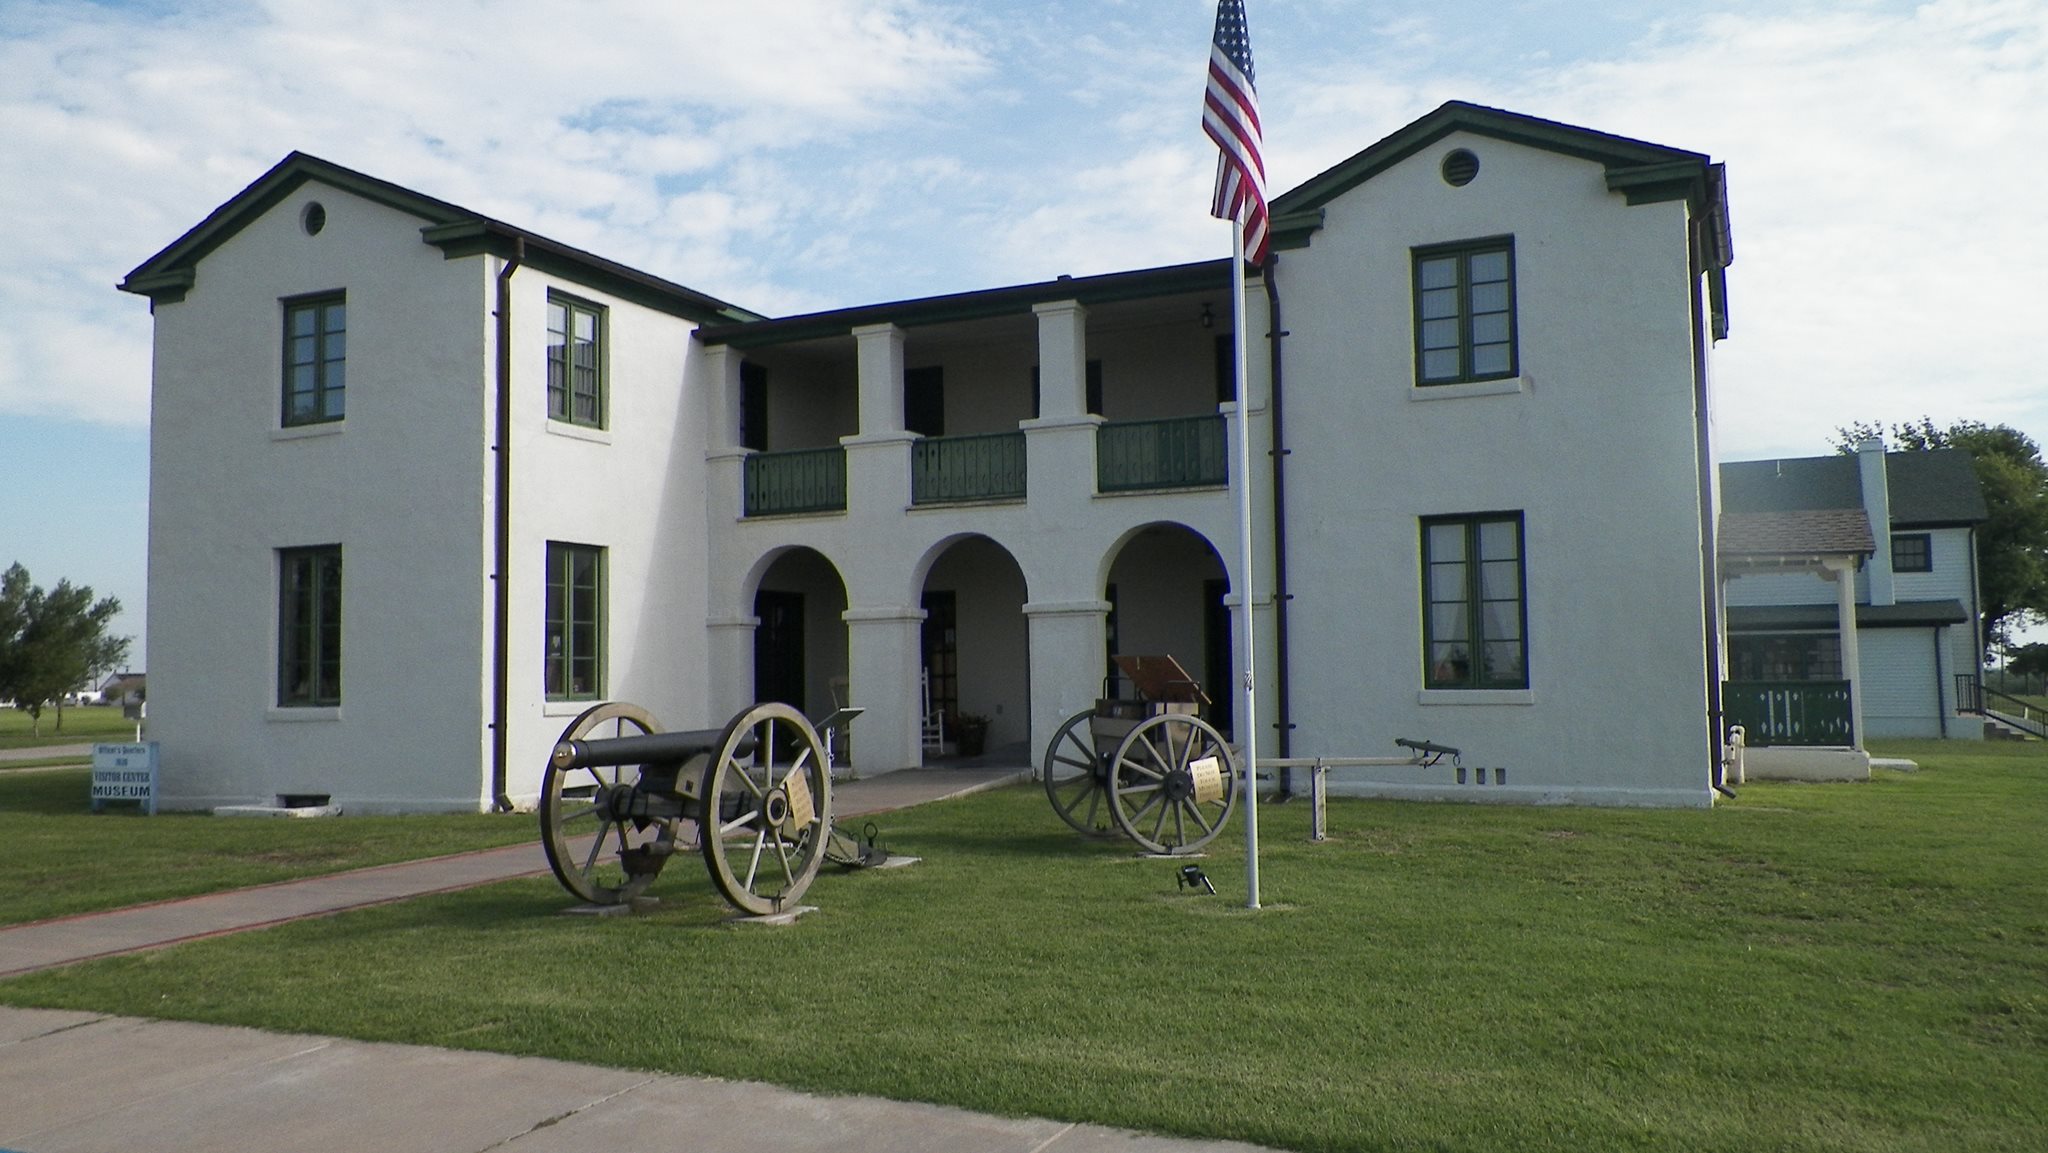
(740, 361, 769, 451)
(1203, 578, 1233, 736)
(754, 589, 805, 709)
(906, 366, 944, 438)
(921, 589, 958, 726)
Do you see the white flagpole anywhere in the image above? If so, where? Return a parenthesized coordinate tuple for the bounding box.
(1229, 223, 1261, 910)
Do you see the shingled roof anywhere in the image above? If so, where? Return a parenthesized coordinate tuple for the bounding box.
(1719, 449, 1987, 528)
(1719, 509, 1875, 558)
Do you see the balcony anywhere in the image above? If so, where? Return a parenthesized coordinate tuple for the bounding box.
(1097, 414, 1228, 493)
(743, 447, 847, 517)
(911, 432, 1026, 506)
(1722, 680, 1853, 747)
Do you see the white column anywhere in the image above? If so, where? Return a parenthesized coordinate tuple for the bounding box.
(852, 323, 906, 438)
(1857, 439, 1895, 606)
(844, 605, 925, 774)
(702, 343, 745, 451)
(1031, 301, 1087, 420)
(844, 323, 916, 511)
(1023, 599, 1111, 773)
(1824, 556, 1865, 748)
(705, 617, 758, 725)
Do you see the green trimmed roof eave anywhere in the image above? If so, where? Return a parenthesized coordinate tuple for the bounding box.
(418, 221, 759, 325)
(1267, 101, 1731, 267)
(117, 151, 760, 324)
(697, 259, 1234, 350)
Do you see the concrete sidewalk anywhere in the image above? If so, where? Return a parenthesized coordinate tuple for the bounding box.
(0, 1007, 1278, 1153)
(0, 766, 1026, 979)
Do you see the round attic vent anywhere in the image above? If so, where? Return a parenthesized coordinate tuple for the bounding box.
(1440, 148, 1480, 187)
(301, 201, 327, 236)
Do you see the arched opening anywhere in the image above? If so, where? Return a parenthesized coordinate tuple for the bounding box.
(750, 547, 850, 720)
(919, 535, 1031, 760)
(1103, 524, 1234, 738)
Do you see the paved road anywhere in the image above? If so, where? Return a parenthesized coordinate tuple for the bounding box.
(0, 743, 92, 764)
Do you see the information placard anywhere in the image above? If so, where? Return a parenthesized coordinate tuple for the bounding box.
(91, 742, 159, 815)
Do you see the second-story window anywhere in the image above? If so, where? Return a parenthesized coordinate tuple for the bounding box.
(1891, 533, 1932, 573)
(282, 293, 346, 426)
(1413, 238, 1516, 385)
(547, 294, 605, 428)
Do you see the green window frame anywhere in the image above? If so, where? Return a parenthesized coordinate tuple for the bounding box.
(1421, 513, 1528, 689)
(278, 545, 342, 706)
(546, 294, 606, 428)
(545, 542, 604, 700)
(282, 293, 346, 426)
(1891, 533, 1932, 573)
(1413, 238, 1516, 385)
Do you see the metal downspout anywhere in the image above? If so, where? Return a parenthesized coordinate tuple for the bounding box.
(1689, 220, 1733, 799)
(1262, 256, 1295, 795)
(490, 238, 524, 813)
(1934, 626, 1948, 739)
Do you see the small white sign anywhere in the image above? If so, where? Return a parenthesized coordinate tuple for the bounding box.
(92, 742, 159, 815)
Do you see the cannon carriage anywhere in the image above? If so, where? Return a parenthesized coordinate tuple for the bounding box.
(1041, 655, 1239, 855)
(539, 701, 832, 916)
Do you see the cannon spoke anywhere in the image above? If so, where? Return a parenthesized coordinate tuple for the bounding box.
(540, 702, 677, 906)
(1107, 712, 1240, 855)
(1043, 709, 1117, 837)
(702, 702, 831, 916)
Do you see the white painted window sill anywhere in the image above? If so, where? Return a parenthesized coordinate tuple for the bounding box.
(1417, 689, 1535, 706)
(545, 421, 612, 445)
(272, 422, 344, 442)
(1410, 376, 1527, 402)
(267, 706, 342, 722)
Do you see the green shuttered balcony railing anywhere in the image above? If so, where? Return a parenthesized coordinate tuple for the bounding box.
(1722, 680, 1854, 747)
(743, 447, 847, 517)
(911, 432, 1026, 505)
(1097, 414, 1228, 493)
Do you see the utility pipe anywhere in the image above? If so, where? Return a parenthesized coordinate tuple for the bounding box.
(490, 237, 524, 812)
(1261, 257, 1295, 794)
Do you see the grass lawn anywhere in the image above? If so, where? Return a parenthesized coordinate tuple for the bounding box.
(0, 704, 138, 750)
(0, 768, 535, 925)
(3, 742, 2044, 1151)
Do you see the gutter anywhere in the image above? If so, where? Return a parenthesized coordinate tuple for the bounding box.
(1689, 219, 1733, 800)
(1262, 258, 1295, 793)
(490, 239, 524, 812)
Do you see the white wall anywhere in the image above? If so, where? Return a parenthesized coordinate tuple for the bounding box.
(147, 183, 491, 810)
(1278, 131, 1714, 806)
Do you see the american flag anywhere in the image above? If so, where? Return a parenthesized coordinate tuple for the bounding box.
(1204, 0, 1267, 265)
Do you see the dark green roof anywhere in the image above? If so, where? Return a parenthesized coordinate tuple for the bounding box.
(1720, 451, 1987, 528)
(695, 260, 1232, 350)
(1727, 600, 1970, 631)
(119, 152, 761, 325)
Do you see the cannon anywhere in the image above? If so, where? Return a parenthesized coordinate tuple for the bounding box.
(538, 701, 832, 916)
(1041, 655, 1239, 855)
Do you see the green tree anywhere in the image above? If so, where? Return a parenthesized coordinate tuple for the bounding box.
(0, 563, 131, 737)
(1834, 419, 2048, 654)
(2007, 642, 2048, 695)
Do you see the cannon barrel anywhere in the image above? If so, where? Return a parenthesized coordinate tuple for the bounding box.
(1394, 737, 1460, 758)
(551, 727, 756, 771)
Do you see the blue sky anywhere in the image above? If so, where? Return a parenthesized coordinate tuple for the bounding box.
(3, 0, 2044, 664)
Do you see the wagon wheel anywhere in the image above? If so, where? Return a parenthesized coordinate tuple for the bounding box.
(539, 701, 681, 905)
(1042, 709, 1114, 836)
(1106, 712, 1239, 855)
(700, 702, 831, 917)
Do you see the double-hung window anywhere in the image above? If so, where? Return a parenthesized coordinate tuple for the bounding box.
(1413, 239, 1516, 385)
(278, 546, 342, 706)
(547, 294, 606, 427)
(283, 294, 346, 425)
(1422, 513, 1527, 689)
(545, 542, 604, 700)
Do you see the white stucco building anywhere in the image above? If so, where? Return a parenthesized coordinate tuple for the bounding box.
(122, 101, 1738, 812)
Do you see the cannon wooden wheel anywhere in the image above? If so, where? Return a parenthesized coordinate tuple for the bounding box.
(1042, 709, 1115, 836)
(700, 702, 831, 916)
(1106, 711, 1238, 855)
(539, 702, 680, 905)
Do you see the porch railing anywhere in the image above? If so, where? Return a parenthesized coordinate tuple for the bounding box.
(911, 431, 1026, 505)
(1722, 680, 1854, 747)
(1097, 414, 1228, 493)
(1955, 673, 1983, 714)
(743, 447, 847, 517)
